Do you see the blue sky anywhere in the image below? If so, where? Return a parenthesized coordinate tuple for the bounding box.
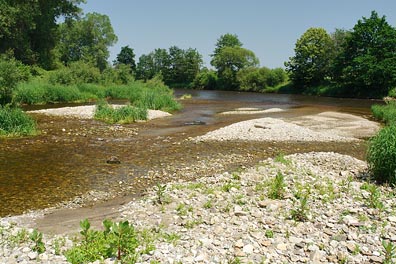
(81, 1, 396, 69)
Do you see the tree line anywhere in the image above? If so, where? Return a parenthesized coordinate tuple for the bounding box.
(0, 1, 395, 99)
(285, 11, 396, 98)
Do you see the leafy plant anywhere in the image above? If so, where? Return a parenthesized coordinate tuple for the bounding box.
(155, 183, 167, 205)
(274, 152, 292, 165)
(291, 193, 309, 222)
(265, 229, 274, 238)
(361, 183, 385, 210)
(30, 229, 46, 254)
(0, 106, 37, 137)
(221, 181, 241, 192)
(382, 240, 396, 264)
(65, 219, 139, 264)
(268, 171, 286, 199)
(367, 125, 396, 185)
(203, 199, 213, 209)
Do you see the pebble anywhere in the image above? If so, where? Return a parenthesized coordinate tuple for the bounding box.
(1, 152, 394, 264)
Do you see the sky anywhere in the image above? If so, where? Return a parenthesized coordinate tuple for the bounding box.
(81, 0, 396, 69)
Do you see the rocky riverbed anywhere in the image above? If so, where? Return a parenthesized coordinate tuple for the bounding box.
(1, 152, 395, 263)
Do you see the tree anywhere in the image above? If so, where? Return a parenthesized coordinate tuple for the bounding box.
(115, 46, 136, 73)
(0, 0, 85, 69)
(136, 46, 202, 87)
(285, 27, 333, 88)
(333, 11, 396, 97)
(211, 46, 259, 90)
(56, 12, 118, 71)
(0, 56, 31, 106)
(136, 48, 170, 81)
(211, 33, 243, 59)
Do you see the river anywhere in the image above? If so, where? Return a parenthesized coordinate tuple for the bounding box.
(0, 90, 379, 217)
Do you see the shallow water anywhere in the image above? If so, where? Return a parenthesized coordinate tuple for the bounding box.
(0, 90, 378, 216)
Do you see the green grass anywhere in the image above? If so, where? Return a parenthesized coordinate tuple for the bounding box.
(367, 125, 396, 185)
(371, 102, 396, 125)
(14, 79, 181, 113)
(94, 101, 148, 124)
(0, 106, 37, 137)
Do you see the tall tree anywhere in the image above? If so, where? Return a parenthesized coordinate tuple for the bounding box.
(115, 45, 136, 73)
(56, 12, 117, 71)
(333, 11, 396, 97)
(0, 0, 85, 69)
(211, 33, 243, 59)
(285, 27, 333, 88)
(211, 36, 259, 90)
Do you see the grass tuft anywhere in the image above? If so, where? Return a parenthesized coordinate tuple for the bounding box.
(0, 106, 37, 137)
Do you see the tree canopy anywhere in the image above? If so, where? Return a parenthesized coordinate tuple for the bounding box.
(115, 46, 136, 73)
(211, 34, 259, 90)
(285, 27, 333, 88)
(56, 12, 117, 71)
(0, 0, 85, 69)
(333, 11, 396, 96)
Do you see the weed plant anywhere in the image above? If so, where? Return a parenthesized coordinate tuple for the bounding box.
(371, 102, 396, 125)
(65, 219, 140, 264)
(367, 125, 396, 185)
(0, 106, 37, 137)
(382, 240, 396, 264)
(268, 171, 286, 199)
(94, 101, 147, 124)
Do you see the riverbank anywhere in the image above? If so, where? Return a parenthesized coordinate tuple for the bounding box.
(28, 105, 171, 120)
(1, 151, 394, 263)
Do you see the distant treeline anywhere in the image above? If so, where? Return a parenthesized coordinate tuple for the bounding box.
(0, 1, 395, 99)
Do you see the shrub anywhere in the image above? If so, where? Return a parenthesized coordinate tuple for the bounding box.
(0, 106, 37, 137)
(367, 125, 396, 185)
(49, 61, 101, 85)
(94, 101, 147, 124)
(0, 57, 31, 106)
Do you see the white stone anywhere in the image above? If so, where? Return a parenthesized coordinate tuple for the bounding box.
(243, 244, 254, 254)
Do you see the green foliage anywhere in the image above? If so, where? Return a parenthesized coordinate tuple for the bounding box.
(268, 172, 286, 200)
(382, 240, 396, 264)
(265, 229, 274, 238)
(65, 219, 139, 264)
(29, 229, 46, 254)
(48, 61, 101, 85)
(94, 101, 148, 124)
(193, 68, 218, 89)
(0, 106, 37, 137)
(0, 56, 31, 106)
(360, 183, 384, 210)
(237, 67, 288, 92)
(371, 102, 396, 125)
(367, 125, 396, 185)
(0, 0, 84, 69)
(56, 12, 117, 71)
(212, 46, 259, 90)
(136, 46, 203, 88)
(290, 192, 309, 222)
(115, 45, 136, 73)
(333, 11, 396, 97)
(285, 27, 333, 89)
(155, 183, 169, 205)
(212, 33, 243, 58)
(274, 153, 292, 165)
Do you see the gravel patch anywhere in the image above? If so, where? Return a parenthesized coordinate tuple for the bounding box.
(220, 107, 285, 115)
(28, 105, 171, 120)
(1, 152, 394, 263)
(194, 117, 358, 142)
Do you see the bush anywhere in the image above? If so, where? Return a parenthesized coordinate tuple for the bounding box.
(49, 61, 101, 85)
(367, 125, 396, 185)
(0, 106, 37, 137)
(0, 57, 31, 106)
(94, 101, 147, 124)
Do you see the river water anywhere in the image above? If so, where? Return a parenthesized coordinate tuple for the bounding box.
(0, 90, 379, 217)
